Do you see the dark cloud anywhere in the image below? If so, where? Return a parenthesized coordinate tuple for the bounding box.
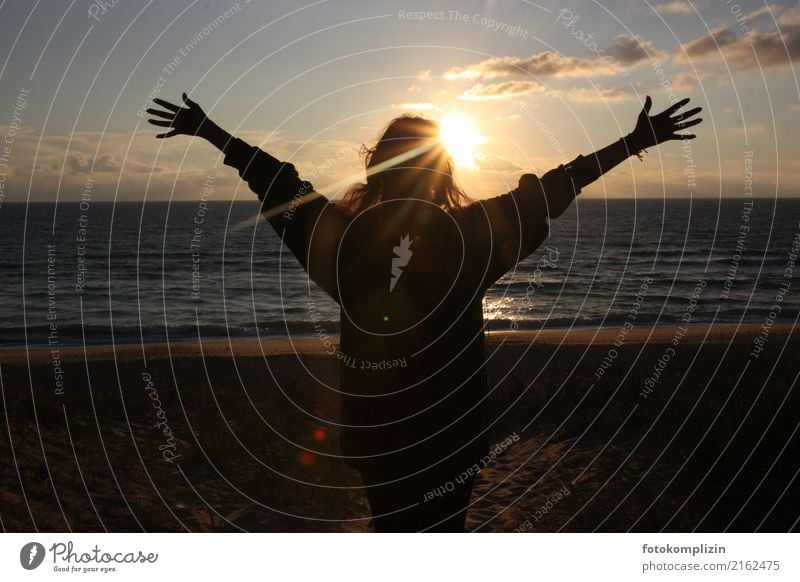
(679, 18, 800, 70)
(445, 36, 662, 82)
(681, 26, 739, 59)
(605, 35, 665, 65)
(445, 53, 616, 81)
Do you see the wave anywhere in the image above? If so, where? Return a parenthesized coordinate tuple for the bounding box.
(0, 320, 342, 348)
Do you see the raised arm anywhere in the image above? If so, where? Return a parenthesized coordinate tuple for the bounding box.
(455, 95, 702, 287)
(541, 95, 703, 217)
(147, 94, 345, 300)
(571, 95, 702, 192)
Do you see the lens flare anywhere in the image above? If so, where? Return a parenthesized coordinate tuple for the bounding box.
(312, 426, 328, 442)
(298, 450, 316, 467)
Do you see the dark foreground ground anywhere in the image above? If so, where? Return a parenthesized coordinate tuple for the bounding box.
(1, 324, 798, 532)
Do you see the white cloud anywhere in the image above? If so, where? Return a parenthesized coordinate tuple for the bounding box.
(458, 81, 545, 101)
(563, 87, 634, 102)
(654, 1, 694, 15)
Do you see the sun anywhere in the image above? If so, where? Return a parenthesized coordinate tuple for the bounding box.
(439, 115, 486, 169)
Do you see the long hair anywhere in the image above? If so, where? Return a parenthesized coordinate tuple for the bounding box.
(339, 115, 471, 215)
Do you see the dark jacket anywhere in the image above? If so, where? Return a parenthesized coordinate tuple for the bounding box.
(224, 138, 594, 474)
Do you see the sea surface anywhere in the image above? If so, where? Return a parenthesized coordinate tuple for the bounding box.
(1, 199, 798, 347)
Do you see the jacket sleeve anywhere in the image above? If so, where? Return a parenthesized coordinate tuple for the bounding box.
(222, 137, 346, 302)
(454, 155, 594, 288)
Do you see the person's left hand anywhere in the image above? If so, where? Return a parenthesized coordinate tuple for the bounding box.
(146, 93, 211, 139)
(630, 95, 703, 150)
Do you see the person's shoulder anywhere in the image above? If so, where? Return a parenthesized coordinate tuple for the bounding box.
(518, 173, 542, 188)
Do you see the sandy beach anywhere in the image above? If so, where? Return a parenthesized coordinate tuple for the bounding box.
(1, 323, 798, 532)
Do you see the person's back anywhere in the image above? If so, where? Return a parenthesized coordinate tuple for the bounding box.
(334, 196, 497, 531)
(336, 197, 489, 476)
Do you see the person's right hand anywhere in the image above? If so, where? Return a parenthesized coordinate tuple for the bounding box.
(147, 93, 210, 139)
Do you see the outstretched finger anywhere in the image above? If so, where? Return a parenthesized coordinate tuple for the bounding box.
(643, 95, 652, 114)
(146, 108, 175, 120)
(156, 130, 179, 139)
(675, 118, 702, 130)
(663, 98, 691, 116)
(672, 106, 702, 121)
(671, 133, 696, 141)
(153, 98, 180, 112)
(147, 119, 173, 127)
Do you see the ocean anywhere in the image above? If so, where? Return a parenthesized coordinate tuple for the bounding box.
(1, 198, 797, 347)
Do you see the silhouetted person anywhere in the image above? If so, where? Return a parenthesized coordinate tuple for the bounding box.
(148, 93, 701, 531)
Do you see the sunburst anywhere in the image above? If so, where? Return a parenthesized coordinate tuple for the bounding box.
(439, 114, 486, 169)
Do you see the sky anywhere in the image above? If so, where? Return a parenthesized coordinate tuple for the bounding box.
(0, 0, 798, 203)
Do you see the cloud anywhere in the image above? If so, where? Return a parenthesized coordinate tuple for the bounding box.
(780, 4, 800, 26)
(605, 35, 667, 65)
(678, 10, 800, 69)
(680, 25, 739, 59)
(654, 1, 693, 15)
(457, 79, 633, 103)
(444, 36, 662, 82)
(445, 53, 615, 81)
(68, 153, 121, 172)
(746, 4, 782, 24)
(563, 87, 634, 102)
(458, 81, 545, 101)
(0, 129, 225, 201)
(745, 24, 800, 67)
